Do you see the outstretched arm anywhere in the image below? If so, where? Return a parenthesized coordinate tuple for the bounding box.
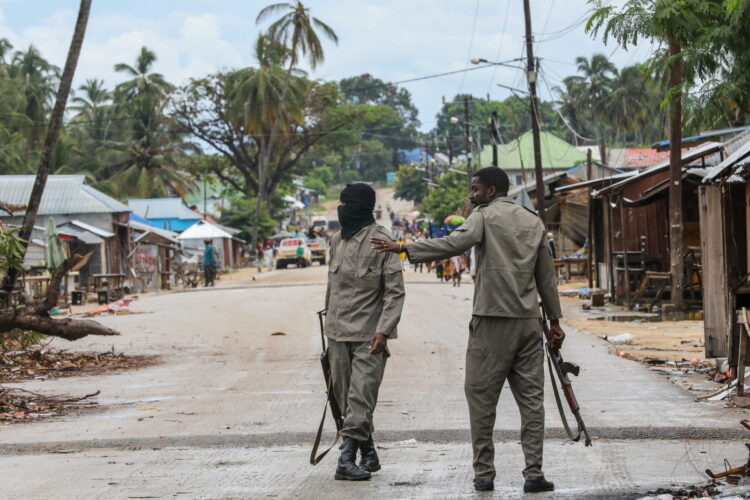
(371, 211, 484, 262)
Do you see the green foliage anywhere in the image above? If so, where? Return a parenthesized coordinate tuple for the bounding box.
(432, 94, 563, 155)
(420, 172, 467, 224)
(0, 329, 46, 354)
(394, 164, 427, 203)
(218, 197, 277, 242)
(303, 164, 333, 195)
(0, 225, 26, 275)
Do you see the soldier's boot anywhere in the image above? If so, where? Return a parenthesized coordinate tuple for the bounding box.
(523, 477, 554, 493)
(358, 435, 381, 473)
(335, 437, 372, 481)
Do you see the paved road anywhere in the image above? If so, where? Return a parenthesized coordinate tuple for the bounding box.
(2, 266, 744, 499)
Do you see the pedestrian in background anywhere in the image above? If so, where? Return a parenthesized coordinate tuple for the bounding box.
(203, 238, 216, 287)
(371, 167, 565, 494)
(325, 183, 405, 481)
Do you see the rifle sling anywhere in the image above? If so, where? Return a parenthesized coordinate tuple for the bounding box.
(546, 348, 582, 443)
(310, 375, 340, 465)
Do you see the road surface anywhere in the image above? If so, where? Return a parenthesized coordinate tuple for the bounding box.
(2, 265, 744, 499)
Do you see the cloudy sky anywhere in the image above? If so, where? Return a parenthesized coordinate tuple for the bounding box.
(0, 0, 654, 131)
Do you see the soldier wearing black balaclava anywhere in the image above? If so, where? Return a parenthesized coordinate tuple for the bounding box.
(324, 183, 405, 481)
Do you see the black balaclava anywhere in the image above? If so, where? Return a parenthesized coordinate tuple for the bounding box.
(338, 183, 376, 240)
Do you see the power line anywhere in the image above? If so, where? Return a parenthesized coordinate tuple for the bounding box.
(486, 0, 513, 95)
(458, 0, 482, 95)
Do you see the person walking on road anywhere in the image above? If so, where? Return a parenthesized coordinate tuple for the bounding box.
(203, 238, 216, 287)
(325, 183, 405, 481)
(370, 167, 565, 494)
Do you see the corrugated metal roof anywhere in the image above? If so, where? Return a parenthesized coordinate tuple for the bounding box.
(128, 198, 201, 221)
(593, 142, 723, 197)
(0, 175, 129, 215)
(703, 138, 750, 183)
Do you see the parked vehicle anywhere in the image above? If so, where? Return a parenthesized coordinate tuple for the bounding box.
(275, 238, 312, 269)
(308, 237, 327, 265)
(327, 219, 341, 238)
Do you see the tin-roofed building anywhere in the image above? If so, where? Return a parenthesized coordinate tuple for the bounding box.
(0, 175, 131, 287)
(127, 198, 201, 233)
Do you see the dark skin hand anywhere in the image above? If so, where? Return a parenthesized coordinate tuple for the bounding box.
(547, 320, 565, 349)
(369, 333, 387, 355)
(371, 175, 567, 350)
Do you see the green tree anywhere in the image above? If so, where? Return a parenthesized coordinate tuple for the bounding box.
(587, 0, 725, 310)
(251, 1, 339, 248)
(102, 47, 191, 198)
(394, 164, 427, 203)
(420, 172, 467, 224)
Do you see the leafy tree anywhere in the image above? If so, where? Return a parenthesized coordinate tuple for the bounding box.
(394, 164, 427, 203)
(420, 172, 467, 224)
(587, 0, 725, 310)
(251, 1, 339, 247)
(219, 196, 277, 242)
(101, 47, 192, 198)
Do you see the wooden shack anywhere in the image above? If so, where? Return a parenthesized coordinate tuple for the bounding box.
(700, 139, 750, 359)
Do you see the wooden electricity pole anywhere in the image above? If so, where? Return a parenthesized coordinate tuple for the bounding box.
(464, 97, 472, 187)
(523, 0, 546, 225)
(668, 38, 685, 311)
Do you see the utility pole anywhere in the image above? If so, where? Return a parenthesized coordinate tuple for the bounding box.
(523, 0, 546, 225)
(463, 97, 472, 187)
(586, 149, 593, 289)
(668, 38, 684, 312)
(490, 110, 499, 167)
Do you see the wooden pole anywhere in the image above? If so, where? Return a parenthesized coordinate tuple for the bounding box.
(620, 196, 631, 307)
(523, 0, 546, 226)
(668, 38, 685, 311)
(464, 97, 472, 188)
(586, 149, 593, 289)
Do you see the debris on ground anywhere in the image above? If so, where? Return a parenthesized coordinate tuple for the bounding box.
(639, 421, 750, 499)
(605, 333, 635, 345)
(0, 346, 156, 383)
(0, 386, 100, 423)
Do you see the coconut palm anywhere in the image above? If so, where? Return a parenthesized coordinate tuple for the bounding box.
(113, 46, 172, 102)
(248, 1, 338, 247)
(98, 47, 192, 198)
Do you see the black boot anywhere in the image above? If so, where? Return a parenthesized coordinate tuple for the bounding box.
(335, 437, 371, 481)
(523, 477, 554, 493)
(473, 479, 494, 491)
(359, 435, 381, 473)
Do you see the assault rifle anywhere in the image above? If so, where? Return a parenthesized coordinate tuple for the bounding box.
(310, 308, 345, 465)
(540, 304, 592, 446)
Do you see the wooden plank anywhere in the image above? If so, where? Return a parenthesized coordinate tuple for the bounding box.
(700, 185, 731, 358)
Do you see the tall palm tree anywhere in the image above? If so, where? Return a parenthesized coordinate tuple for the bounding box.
(7, 45, 60, 148)
(249, 1, 338, 247)
(113, 46, 172, 102)
(100, 47, 191, 198)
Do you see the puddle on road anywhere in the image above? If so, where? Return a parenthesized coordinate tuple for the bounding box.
(586, 311, 703, 323)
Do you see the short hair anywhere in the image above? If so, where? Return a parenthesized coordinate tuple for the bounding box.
(473, 167, 509, 194)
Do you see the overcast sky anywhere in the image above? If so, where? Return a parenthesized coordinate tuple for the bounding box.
(0, 0, 654, 131)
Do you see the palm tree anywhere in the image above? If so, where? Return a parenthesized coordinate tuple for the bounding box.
(113, 46, 172, 102)
(566, 54, 617, 161)
(99, 47, 191, 198)
(248, 1, 338, 247)
(7, 45, 60, 148)
(14, 0, 92, 283)
(588, 0, 725, 310)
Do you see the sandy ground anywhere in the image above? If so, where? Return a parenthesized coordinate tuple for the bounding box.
(554, 280, 706, 363)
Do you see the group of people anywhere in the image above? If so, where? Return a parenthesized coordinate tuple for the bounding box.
(323, 167, 565, 493)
